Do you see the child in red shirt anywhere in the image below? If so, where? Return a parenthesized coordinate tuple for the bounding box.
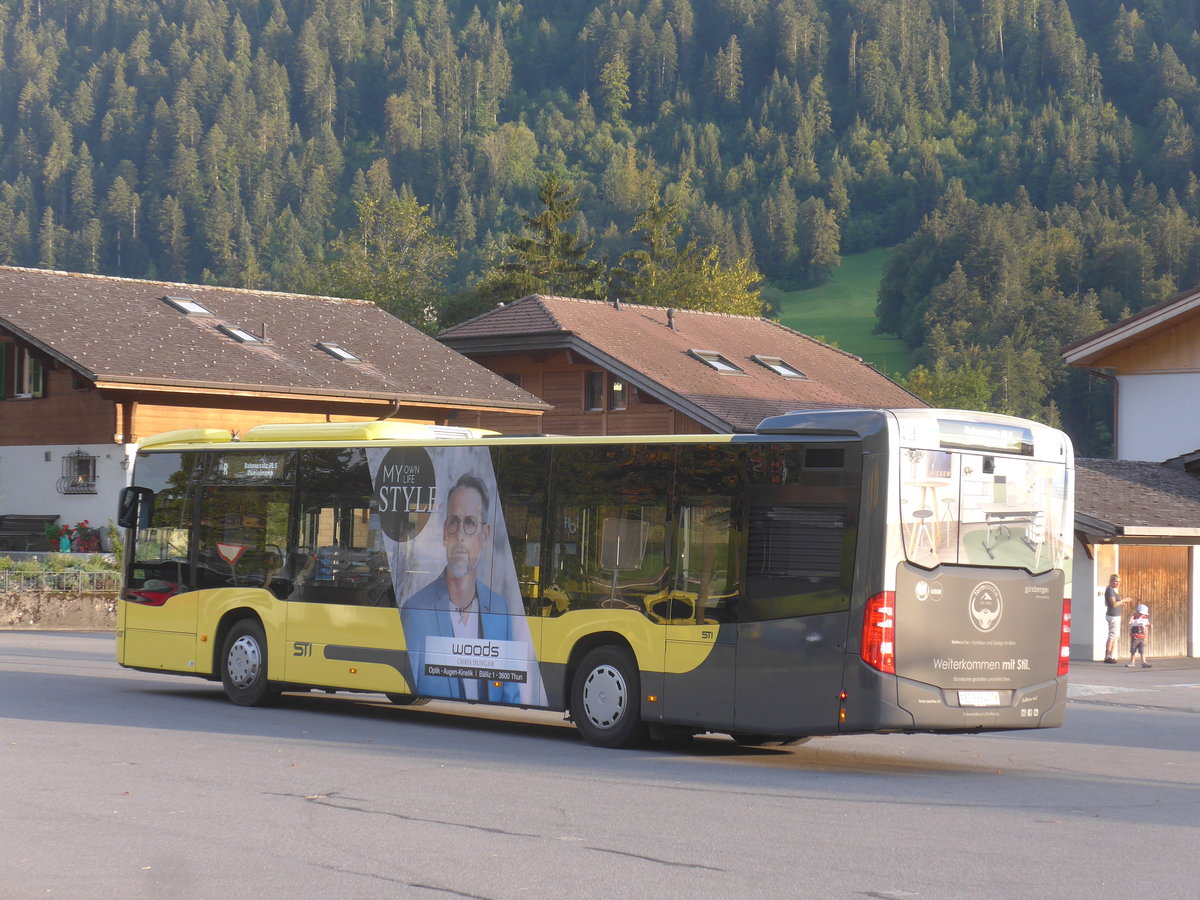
(1126, 604, 1151, 668)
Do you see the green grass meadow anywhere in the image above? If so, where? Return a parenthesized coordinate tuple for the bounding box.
(764, 247, 913, 378)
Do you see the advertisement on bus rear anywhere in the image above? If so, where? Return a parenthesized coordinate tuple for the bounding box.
(893, 563, 1065, 687)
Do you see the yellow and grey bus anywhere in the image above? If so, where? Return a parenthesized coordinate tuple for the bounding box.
(117, 408, 1073, 748)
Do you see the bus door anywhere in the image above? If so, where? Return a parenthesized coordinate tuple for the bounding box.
(733, 445, 861, 736)
(120, 452, 198, 672)
(285, 449, 405, 692)
(660, 502, 738, 727)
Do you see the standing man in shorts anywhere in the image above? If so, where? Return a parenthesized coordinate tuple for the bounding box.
(1104, 573, 1130, 663)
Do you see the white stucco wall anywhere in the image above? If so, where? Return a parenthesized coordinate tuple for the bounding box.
(1071, 536, 1100, 661)
(1116, 372, 1200, 460)
(0, 443, 135, 548)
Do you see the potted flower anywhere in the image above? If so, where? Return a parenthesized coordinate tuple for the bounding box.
(43, 521, 64, 550)
(56, 522, 77, 552)
(74, 520, 102, 552)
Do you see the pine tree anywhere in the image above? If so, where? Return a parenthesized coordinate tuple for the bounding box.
(486, 173, 605, 301)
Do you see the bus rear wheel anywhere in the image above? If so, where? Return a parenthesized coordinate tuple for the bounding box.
(221, 619, 275, 707)
(570, 646, 648, 749)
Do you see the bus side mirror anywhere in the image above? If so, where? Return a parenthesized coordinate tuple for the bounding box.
(117, 486, 154, 529)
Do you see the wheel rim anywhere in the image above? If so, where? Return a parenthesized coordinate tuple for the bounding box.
(227, 635, 263, 689)
(581, 663, 627, 729)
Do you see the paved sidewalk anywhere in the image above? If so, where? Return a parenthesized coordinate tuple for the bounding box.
(1067, 657, 1200, 713)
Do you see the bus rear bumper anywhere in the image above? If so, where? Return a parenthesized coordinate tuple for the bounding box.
(895, 675, 1066, 730)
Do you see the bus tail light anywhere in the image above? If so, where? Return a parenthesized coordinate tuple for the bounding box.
(861, 591, 895, 674)
(1057, 598, 1071, 676)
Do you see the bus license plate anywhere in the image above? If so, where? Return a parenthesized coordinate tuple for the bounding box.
(959, 690, 1001, 707)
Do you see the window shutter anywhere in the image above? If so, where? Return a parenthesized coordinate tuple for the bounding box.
(0, 344, 7, 400)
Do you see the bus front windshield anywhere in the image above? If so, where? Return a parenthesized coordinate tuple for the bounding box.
(898, 449, 1070, 574)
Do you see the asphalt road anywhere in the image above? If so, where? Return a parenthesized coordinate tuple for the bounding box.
(2, 632, 1198, 899)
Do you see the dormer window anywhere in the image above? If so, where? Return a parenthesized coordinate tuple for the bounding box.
(162, 295, 214, 316)
(217, 324, 262, 343)
(752, 355, 807, 379)
(317, 342, 359, 362)
(688, 349, 744, 374)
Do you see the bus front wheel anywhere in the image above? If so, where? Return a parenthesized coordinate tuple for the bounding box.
(221, 619, 275, 707)
(570, 646, 648, 748)
(385, 693, 430, 706)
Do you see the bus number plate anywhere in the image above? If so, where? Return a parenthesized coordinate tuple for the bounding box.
(959, 690, 1001, 707)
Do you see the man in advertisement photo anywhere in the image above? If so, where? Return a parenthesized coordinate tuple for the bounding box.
(399, 472, 524, 703)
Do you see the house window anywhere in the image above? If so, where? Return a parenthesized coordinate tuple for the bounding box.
(584, 371, 628, 411)
(688, 349, 744, 374)
(0, 344, 44, 399)
(752, 355, 807, 379)
(57, 450, 98, 495)
(608, 377, 627, 410)
(584, 371, 605, 411)
(503, 373, 522, 387)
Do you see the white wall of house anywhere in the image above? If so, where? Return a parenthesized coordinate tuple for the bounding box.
(0, 443, 134, 548)
(1117, 373, 1200, 460)
(1072, 536, 1100, 660)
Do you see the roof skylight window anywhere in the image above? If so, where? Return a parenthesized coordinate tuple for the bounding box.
(752, 355, 807, 379)
(217, 324, 262, 343)
(162, 295, 214, 316)
(688, 349, 745, 374)
(317, 341, 359, 362)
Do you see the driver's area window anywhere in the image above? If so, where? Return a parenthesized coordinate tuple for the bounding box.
(195, 487, 291, 597)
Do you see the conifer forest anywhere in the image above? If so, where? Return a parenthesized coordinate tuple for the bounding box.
(2, 0, 1200, 453)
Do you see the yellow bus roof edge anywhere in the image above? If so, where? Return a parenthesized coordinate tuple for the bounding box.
(138, 428, 234, 449)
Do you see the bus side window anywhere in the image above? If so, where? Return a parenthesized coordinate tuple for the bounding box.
(549, 445, 672, 616)
(291, 449, 392, 607)
(495, 446, 549, 615)
(742, 443, 860, 622)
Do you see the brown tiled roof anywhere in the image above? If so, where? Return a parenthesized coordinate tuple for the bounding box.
(439, 295, 924, 431)
(1075, 458, 1200, 538)
(0, 266, 544, 411)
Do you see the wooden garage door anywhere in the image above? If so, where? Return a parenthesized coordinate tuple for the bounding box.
(1119, 546, 1191, 658)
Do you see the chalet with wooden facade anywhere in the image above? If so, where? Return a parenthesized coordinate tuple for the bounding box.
(0, 266, 545, 549)
(437, 295, 926, 435)
(1063, 285, 1200, 659)
(1062, 284, 1200, 462)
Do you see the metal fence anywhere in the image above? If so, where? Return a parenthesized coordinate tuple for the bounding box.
(0, 570, 121, 593)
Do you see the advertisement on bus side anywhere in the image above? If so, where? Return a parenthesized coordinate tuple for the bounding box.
(368, 445, 547, 706)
